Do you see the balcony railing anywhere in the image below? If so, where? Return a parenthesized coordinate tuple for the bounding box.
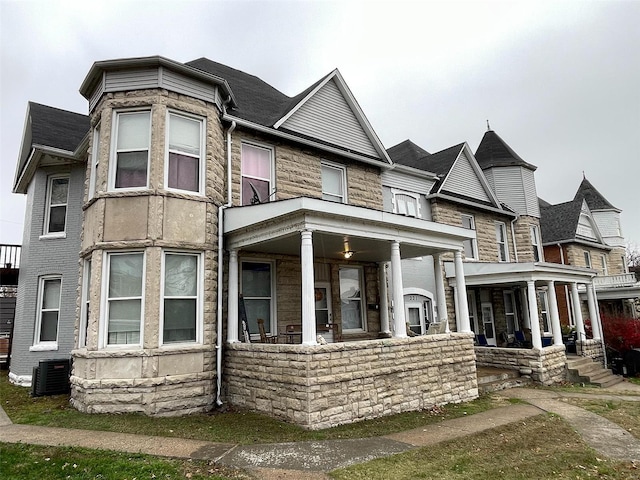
(0, 245, 21, 269)
(593, 273, 638, 288)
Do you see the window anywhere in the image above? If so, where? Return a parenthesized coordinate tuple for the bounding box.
(393, 190, 420, 218)
(79, 259, 91, 348)
(105, 252, 144, 346)
(467, 291, 478, 333)
(241, 143, 273, 205)
(601, 254, 608, 275)
(538, 290, 551, 334)
(89, 124, 100, 200)
(461, 214, 477, 260)
(44, 176, 69, 235)
(584, 251, 592, 268)
(531, 225, 542, 262)
(241, 261, 274, 336)
(504, 290, 519, 334)
(162, 252, 200, 344)
(622, 255, 629, 274)
(166, 112, 204, 193)
(111, 110, 150, 189)
(495, 222, 509, 262)
(339, 266, 365, 331)
(35, 277, 61, 346)
(321, 162, 346, 203)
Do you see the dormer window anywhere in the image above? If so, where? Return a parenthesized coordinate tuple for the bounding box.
(111, 110, 151, 190)
(392, 190, 420, 218)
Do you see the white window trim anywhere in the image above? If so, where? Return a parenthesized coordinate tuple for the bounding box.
(79, 258, 91, 348)
(321, 161, 348, 204)
(461, 214, 478, 260)
(241, 142, 275, 205)
(88, 123, 100, 200)
(531, 225, 543, 262)
(584, 250, 592, 268)
(495, 221, 510, 262)
(160, 250, 203, 346)
(42, 174, 69, 238)
(601, 254, 608, 276)
(467, 290, 478, 333)
(164, 110, 206, 195)
(108, 109, 152, 192)
(391, 188, 421, 218)
(100, 251, 146, 349)
(240, 258, 277, 338)
(503, 290, 519, 334)
(32, 275, 62, 349)
(538, 290, 551, 335)
(339, 265, 367, 333)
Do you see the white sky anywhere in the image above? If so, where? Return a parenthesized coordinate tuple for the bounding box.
(1, 0, 639, 247)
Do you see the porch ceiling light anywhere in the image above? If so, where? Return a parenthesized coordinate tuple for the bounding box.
(343, 237, 355, 259)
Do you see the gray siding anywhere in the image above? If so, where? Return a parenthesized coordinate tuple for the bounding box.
(441, 152, 491, 202)
(401, 256, 437, 299)
(484, 166, 540, 218)
(381, 169, 435, 195)
(10, 165, 84, 380)
(281, 79, 379, 158)
(592, 211, 625, 246)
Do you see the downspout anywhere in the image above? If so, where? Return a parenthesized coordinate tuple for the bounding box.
(510, 214, 519, 263)
(215, 114, 236, 406)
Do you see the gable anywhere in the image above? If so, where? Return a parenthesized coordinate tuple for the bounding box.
(278, 78, 379, 158)
(576, 200, 599, 241)
(441, 151, 492, 203)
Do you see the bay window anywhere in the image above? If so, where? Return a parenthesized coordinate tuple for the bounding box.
(242, 143, 273, 205)
(111, 111, 150, 189)
(105, 252, 144, 346)
(166, 112, 204, 193)
(162, 252, 201, 344)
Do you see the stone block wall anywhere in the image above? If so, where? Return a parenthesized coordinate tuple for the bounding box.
(578, 339, 604, 364)
(475, 345, 567, 385)
(225, 334, 478, 430)
(512, 216, 541, 263)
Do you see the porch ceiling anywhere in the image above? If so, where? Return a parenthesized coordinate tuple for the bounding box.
(444, 261, 596, 287)
(223, 197, 472, 262)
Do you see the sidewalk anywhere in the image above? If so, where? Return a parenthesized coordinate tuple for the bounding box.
(2, 381, 640, 479)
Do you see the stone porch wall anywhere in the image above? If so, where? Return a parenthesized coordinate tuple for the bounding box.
(577, 339, 604, 364)
(225, 334, 478, 430)
(475, 345, 567, 385)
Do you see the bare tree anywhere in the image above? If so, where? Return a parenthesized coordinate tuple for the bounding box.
(626, 240, 640, 268)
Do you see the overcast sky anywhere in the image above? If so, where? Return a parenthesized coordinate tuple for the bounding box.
(1, 0, 638, 249)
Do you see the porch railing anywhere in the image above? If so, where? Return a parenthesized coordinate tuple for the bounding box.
(593, 273, 637, 288)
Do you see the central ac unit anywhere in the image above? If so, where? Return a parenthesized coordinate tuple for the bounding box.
(31, 358, 71, 397)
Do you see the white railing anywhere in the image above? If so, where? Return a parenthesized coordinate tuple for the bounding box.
(593, 273, 638, 288)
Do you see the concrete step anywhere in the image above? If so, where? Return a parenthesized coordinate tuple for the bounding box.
(478, 377, 532, 395)
(566, 356, 623, 388)
(477, 367, 531, 394)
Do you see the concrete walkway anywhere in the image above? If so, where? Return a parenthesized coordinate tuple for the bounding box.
(1, 381, 640, 479)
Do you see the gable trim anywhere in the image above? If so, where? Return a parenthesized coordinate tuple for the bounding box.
(426, 193, 516, 218)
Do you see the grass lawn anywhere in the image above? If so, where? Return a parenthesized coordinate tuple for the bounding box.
(0, 442, 249, 480)
(562, 398, 640, 439)
(329, 414, 639, 480)
(0, 370, 505, 444)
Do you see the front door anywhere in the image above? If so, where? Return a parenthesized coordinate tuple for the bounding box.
(315, 283, 333, 342)
(405, 301, 426, 335)
(481, 302, 497, 346)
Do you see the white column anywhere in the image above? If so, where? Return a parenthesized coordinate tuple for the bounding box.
(378, 262, 391, 335)
(301, 230, 317, 345)
(571, 282, 586, 341)
(390, 241, 407, 338)
(586, 283, 601, 340)
(433, 253, 449, 332)
(227, 249, 239, 343)
(527, 280, 542, 349)
(547, 281, 563, 346)
(454, 250, 471, 333)
(453, 286, 460, 332)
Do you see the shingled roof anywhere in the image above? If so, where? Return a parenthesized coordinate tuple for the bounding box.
(475, 130, 536, 171)
(539, 200, 581, 244)
(573, 177, 618, 211)
(386, 139, 431, 169)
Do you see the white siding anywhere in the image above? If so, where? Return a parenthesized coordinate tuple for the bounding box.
(441, 152, 491, 202)
(381, 169, 435, 195)
(281, 79, 379, 158)
(592, 211, 625, 246)
(486, 166, 540, 217)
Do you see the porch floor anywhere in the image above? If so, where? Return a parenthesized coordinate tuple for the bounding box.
(476, 366, 531, 394)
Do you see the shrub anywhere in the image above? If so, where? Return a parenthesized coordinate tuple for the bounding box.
(598, 315, 640, 355)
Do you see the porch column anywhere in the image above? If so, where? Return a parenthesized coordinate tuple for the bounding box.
(586, 283, 601, 340)
(453, 286, 460, 332)
(378, 262, 391, 335)
(547, 281, 563, 346)
(527, 280, 543, 349)
(454, 250, 471, 333)
(390, 241, 407, 338)
(571, 282, 586, 342)
(433, 253, 449, 332)
(301, 230, 317, 345)
(227, 249, 239, 343)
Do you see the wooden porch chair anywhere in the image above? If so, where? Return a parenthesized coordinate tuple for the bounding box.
(257, 318, 277, 343)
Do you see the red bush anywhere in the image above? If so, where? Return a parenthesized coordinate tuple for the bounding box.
(598, 315, 640, 354)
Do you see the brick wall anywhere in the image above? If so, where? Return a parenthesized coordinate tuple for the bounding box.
(225, 334, 478, 429)
(475, 345, 567, 385)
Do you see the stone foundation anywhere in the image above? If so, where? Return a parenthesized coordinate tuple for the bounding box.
(578, 339, 604, 364)
(225, 333, 478, 430)
(475, 345, 567, 385)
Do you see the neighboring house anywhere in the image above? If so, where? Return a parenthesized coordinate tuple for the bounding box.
(9, 103, 89, 386)
(540, 177, 640, 322)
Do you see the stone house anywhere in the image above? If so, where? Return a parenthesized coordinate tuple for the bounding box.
(540, 178, 640, 322)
